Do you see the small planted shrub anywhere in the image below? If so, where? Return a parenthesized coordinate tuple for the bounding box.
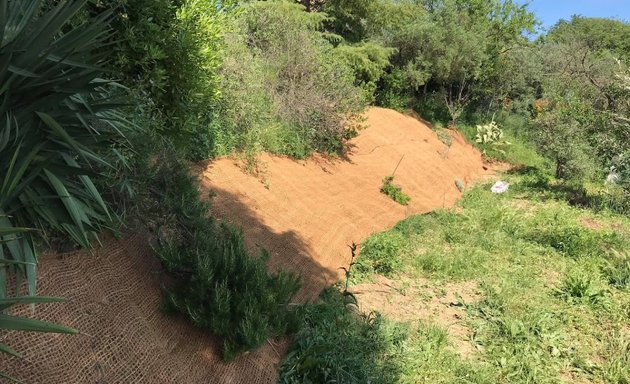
(356, 231, 407, 277)
(152, 151, 300, 360)
(381, 176, 411, 205)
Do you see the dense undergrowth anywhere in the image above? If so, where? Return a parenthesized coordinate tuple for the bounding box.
(214, 1, 367, 160)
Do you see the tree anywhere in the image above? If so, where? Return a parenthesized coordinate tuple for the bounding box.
(364, 0, 536, 122)
(322, 0, 377, 43)
(547, 16, 630, 61)
(529, 17, 630, 180)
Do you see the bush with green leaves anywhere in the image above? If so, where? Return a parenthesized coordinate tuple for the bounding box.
(279, 288, 406, 384)
(532, 106, 599, 180)
(334, 42, 394, 101)
(215, 1, 367, 158)
(82, 0, 224, 160)
(380, 176, 411, 205)
(150, 149, 300, 360)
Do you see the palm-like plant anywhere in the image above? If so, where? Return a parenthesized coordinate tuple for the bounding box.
(0, 0, 127, 298)
(1, 0, 125, 377)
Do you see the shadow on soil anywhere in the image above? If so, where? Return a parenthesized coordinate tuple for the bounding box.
(206, 186, 341, 302)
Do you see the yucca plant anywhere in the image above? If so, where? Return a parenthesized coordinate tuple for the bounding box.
(0, 0, 127, 298)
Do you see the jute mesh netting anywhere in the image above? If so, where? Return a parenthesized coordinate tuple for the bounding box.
(0, 107, 500, 383)
(0, 232, 286, 384)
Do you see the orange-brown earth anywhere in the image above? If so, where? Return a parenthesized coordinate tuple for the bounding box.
(201, 107, 500, 300)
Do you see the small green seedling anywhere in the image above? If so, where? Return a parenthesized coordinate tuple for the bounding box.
(381, 176, 411, 205)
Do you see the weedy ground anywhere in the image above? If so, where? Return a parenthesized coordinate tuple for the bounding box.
(354, 168, 630, 383)
(281, 168, 630, 383)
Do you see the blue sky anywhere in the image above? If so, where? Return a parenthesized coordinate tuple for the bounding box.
(519, 0, 630, 32)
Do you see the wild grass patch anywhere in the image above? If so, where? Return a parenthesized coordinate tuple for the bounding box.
(356, 231, 407, 278)
(353, 171, 630, 383)
(279, 288, 498, 384)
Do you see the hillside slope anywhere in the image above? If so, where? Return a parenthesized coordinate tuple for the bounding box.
(0, 108, 499, 384)
(201, 107, 499, 300)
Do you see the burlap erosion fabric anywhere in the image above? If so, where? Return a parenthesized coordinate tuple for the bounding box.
(0, 107, 499, 383)
(0, 232, 286, 384)
(201, 107, 502, 301)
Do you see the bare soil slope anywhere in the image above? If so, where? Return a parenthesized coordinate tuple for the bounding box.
(201, 107, 497, 300)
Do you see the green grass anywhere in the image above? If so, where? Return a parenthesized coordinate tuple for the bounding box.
(347, 171, 630, 383)
(284, 167, 629, 383)
(279, 288, 405, 384)
(460, 123, 549, 170)
(279, 288, 497, 384)
(281, 116, 629, 383)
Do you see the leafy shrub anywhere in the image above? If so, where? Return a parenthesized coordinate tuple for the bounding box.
(279, 288, 406, 384)
(334, 42, 394, 100)
(151, 149, 300, 360)
(322, 0, 377, 43)
(356, 231, 407, 276)
(84, 0, 223, 160)
(380, 176, 411, 205)
(216, 1, 367, 158)
(170, 0, 224, 159)
(83, 0, 180, 101)
(532, 104, 599, 180)
(376, 67, 414, 111)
